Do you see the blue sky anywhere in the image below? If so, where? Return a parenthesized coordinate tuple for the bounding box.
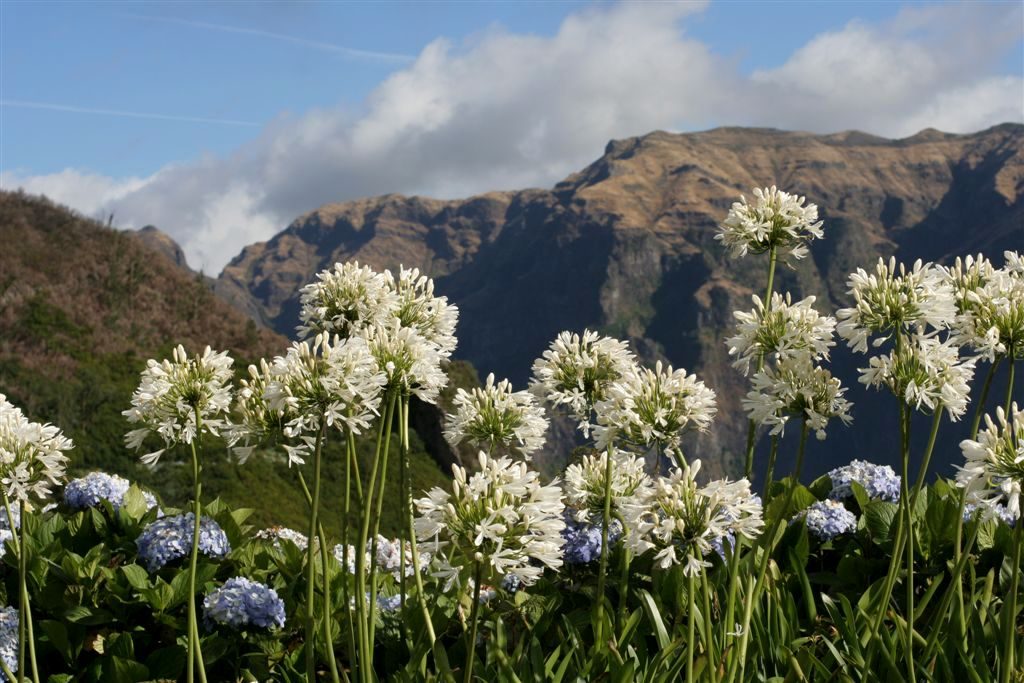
(1, 1, 1022, 271)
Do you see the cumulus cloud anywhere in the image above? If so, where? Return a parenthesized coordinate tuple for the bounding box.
(2, 1, 1021, 273)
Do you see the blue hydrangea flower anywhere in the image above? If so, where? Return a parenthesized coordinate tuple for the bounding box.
(501, 573, 523, 594)
(376, 594, 403, 613)
(203, 577, 285, 630)
(561, 515, 622, 565)
(828, 460, 901, 503)
(707, 532, 735, 562)
(64, 472, 158, 512)
(0, 508, 18, 532)
(0, 605, 17, 681)
(136, 513, 230, 571)
(794, 500, 858, 542)
(963, 502, 1017, 526)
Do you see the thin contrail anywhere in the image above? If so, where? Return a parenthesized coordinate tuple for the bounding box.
(0, 100, 261, 127)
(122, 13, 416, 64)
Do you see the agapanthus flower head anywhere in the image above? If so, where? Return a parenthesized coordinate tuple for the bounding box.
(742, 354, 853, 440)
(387, 266, 459, 357)
(0, 605, 17, 680)
(123, 345, 234, 465)
(827, 460, 901, 503)
(297, 261, 399, 339)
(64, 472, 158, 512)
(561, 514, 623, 564)
(563, 449, 651, 524)
(228, 359, 282, 464)
(414, 452, 565, 589)
(254, 526, 309, 551)
(529, 330, 637, 437)
(836, 258, 955, 353)
(136, 513, 230, 571)
(715, 186, 824, 261)
(263, 334, 386, 465)
(203, 577, 285, 630)
(726, 293, 836, 375)
(444, 373, 548, 459)
(0, 394, 72, 502)
(859, 332, 976, 419)
(794, 499, 858, 541)
(364, 321, 448, 404)
(593, 361, 717, 452)
(957, 404, 1024, 520)
(624, 460, 763, 575)
(946, 255, 1024, 361)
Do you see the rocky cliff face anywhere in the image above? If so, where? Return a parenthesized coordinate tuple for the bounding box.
(217, 124, 1024, 480)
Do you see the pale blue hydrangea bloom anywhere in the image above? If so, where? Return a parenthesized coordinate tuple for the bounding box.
(376, 594, 403, 613)
(0, 530, 12, 560)
(501, 573, 523, 594)
(136, 513, 230, 571)
(561, 515, 622, 565)
(204, 577, 285, 629)
(708, 532, 735, 561)
(795, 500, 858, 542)
(64, 472, 158, 512)
(963, 502, 1017, 526)
(0, 508, 18, 531)
(828, 460, 901, 503)
(0, 605, 17, 681)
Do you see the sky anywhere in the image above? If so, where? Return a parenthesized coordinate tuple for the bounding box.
(2, 0, 1022, 274)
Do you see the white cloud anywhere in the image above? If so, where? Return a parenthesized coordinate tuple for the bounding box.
(2, 1, 1021, 273)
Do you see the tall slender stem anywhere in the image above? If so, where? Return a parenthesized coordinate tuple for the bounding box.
(1003, 357, 1016, 415)
(899, 402, 916, 681)
(304, 418, 327, 683)
(187, 409, 208, 683)
(398, 396, 410, 635)
(743, 245, 779, 479)
(464, 561, 483, 683)
(686, 569, 696, 683)
(342, 430, 359, 681)
(761, 435, 779, 500)
(366, 394, 397, 654)
(594, 442, 616, 652)
(16, 499, 26, 683)
(700, 564, 717, 683)
(970, 359, 1001, 439)
(1000, 520, 1023, 683)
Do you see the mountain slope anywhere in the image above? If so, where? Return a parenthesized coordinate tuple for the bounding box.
(217, 124, 1024, 481)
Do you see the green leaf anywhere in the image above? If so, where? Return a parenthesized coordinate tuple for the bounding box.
(850, 481, 871, 511)
(862, 501, 898, 544)
(121, 564, 150, 592)
(144, 645, 187, 680)
(121, 486, 150, 519)
(637, 589, 669, 651)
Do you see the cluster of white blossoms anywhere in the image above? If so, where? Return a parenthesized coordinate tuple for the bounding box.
(297, 261, 399, 340)
(388, 266, 459, 357)
(123, 345, 234, 465)
(414, 452, 565, 589)
(530, 330, 636, 436)
(444, 373, 548, 459)
(727, 293, 836, 375)
(836, 258, 955, 353)
(957, 404, 1024, 520)
(860, 333, 977, 420)
(714, 186, 824, 261)
(743, 355, 853, 440)
(263, 334, 386, 465)
(0, 394, 72, 502)
(365, 321, 448, 403)
(943, 251, 1024, 361)
(228, 360, 280, 463)
(623, 460, 763, 576)
(563, 449, 652, 524)
(593, 361, 717, 453)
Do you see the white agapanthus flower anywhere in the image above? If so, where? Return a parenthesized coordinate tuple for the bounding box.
(123, 345, 234, 465)
(372, 535, 431, 578)
(859, 333, 977, 420)
(726, 293, 837, 375)
(714, 186, 824, 261)
(388, 266, 459, 358)
(444, 373, 548, 459)
(944, 253, 1024, 361)
(530, 330, 637, 437)
(956, 404, 1024, 520)
(264, 334, 386, 465)
(414, 452, 565, 589)
(623, 460, 763, 575)
(365, 321, 448, 403)
(742, 354, 853, 440)
(297, 261, 399, 339)
(228, 359, 282, 463)
(836, 258, 955, 353)
(564, 449, 652, 524)
(0, 395, 72, 502)
(593, 361, 717, 453)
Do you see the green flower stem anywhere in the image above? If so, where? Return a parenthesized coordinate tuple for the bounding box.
(700, 564, 717, 683)
(1004, 357, 1016, 414)
(366, 394, 397, 655)
(922, 521, 982, 665)
(615, 514, 631, 625)
(686, 568, 696, 683)
(187, 409, 208, 683)
(15, 499, 25, 683)
(594, 442, 616, 655)
(398, 396, 410, 641)
(760, 435, 779, 500)
(342, 430, 359, 682)
(970, 359, 1001, 438)
(0, 657, 14, 683)
(736, 417, 809, 680)
(464, 561, 483, 683)
(898, 402, 917, 682)
(721, 534, 742, 674)
(1001, 519, 1023, 683)
(743, 244, 779, 479)
(304, 418, 328, 683)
